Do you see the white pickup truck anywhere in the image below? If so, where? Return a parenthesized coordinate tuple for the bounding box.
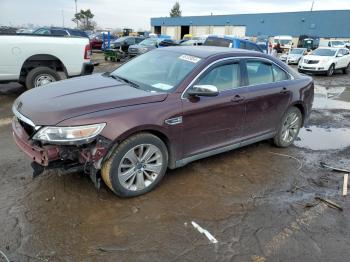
(0, 34, 94, 89)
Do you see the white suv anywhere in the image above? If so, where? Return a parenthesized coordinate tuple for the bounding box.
(298, 47, 350, 76)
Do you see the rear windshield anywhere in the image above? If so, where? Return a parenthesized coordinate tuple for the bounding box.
(204, 37, 231, 47)
(312, 49, 337, 56)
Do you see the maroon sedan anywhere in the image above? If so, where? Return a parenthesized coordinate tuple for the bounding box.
(12, 46, 314, 197)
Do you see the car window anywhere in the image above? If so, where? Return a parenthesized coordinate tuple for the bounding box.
(135, 38, 144, 44)
(273, 65, 289, 82)
(69, 30, 88, 37)
(343, 49, 350, 55)
(196, 63, 240, 91)
(239, 41, 246, 49)
(51, 29, 68, 36)
(246, 60, 273, 85)
(204, 37, 231, 47)
(126, 38, 135, 45)
(34, 28, 50, 35)
(246, 42, 262, 52)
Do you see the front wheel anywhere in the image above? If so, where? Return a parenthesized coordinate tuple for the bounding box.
(326, 64, 335, 77)
(101, 133, 168, 197)
(343, 63, 350, 74)
(274, 107, 302, 148)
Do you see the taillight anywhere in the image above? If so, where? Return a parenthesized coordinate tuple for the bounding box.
(84, 44, 91, 60)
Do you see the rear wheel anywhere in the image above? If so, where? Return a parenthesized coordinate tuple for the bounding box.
(274, 107, 302, 148)
(326, 64, 335, 76)
(101, 133, 168, 197)
(25, 66, 60, 89)
(343, 63, 350, 74)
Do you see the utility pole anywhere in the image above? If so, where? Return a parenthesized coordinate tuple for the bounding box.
(310, 0, 315, 11)
(75, 0, 78, 28)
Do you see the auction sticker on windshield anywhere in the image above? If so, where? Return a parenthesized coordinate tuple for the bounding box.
(178, 54, 201, 63)
(152, 83, 173, 90)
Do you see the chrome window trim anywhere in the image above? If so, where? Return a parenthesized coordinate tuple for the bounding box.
(12, 104, 41, 130)
(181, 56, 294, 99)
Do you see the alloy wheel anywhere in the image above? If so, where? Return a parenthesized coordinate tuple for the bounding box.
(281, 112, 301, 143)
(118, 144, 163, 191)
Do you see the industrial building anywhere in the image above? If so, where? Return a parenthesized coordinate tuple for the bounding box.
(150, 10, 350, 42)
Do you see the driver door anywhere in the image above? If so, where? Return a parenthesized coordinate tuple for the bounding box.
(181, 60, 246, 158)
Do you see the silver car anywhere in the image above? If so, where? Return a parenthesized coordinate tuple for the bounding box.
(286, 48, 307, 64)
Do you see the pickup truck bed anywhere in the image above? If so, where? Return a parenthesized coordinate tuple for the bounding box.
(0, 34, 93, 88)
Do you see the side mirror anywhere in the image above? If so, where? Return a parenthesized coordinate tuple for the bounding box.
(187, 85, 219, 97)
(337, 53, 344, 58)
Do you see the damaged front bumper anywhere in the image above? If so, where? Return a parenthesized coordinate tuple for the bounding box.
(12, 117, 112, 188)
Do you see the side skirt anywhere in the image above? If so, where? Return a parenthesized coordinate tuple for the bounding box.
(174, 132, 275, 168)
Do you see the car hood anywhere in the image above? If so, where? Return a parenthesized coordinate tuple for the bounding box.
(303, 55, 331, 60)
(288, 54, 302, 58)
(129, 44, 155, 50)
(14, 74, 167, 126)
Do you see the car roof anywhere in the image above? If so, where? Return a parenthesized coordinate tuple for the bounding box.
(157, 46, 256, 58)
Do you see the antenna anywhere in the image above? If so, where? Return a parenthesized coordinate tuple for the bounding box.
(310, 0, 315, 11)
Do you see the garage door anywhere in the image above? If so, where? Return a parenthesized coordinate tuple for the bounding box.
(212, 26, 225, 35)
(232, 26, 246, 37)
(165, 26, 177, 38)
(194, 26, 208, 36)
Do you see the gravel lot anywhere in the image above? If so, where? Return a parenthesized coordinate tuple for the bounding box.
(1, 52, 350, 262)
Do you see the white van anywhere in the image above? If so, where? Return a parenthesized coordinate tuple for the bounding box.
(273, 35, 293, 51)
(319, 40, 347, 48)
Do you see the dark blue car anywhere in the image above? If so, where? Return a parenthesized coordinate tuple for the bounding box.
(204, 35, 263, 53)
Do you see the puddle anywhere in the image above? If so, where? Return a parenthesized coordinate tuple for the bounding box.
(313, 85, 350, 110)
(295, 126, 350, 150)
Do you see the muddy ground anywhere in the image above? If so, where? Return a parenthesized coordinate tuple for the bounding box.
(1, 53, 350, 262)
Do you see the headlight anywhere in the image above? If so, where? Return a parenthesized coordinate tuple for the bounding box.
(139, 47, 148, 53)
(33, 123, 106, 144)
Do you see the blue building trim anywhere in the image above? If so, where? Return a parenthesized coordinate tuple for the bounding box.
(151, 10, 350, 38)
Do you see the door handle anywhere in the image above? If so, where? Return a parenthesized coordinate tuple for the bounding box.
(231, 95, 245, 103)
(280, 87, 289, 94)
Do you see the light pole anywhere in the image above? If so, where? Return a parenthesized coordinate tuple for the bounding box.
(310, 0, 315, 11)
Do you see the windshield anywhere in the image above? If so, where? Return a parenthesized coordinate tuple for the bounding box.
(331, 41, 345, 46)
(312, 48, 337, 56)
(139, 38, 158, 46)
(280, 40, 292, 45)
(115, 36, 129, 43)
(111, 50, 202, 93)
(290, 49, 304, 54)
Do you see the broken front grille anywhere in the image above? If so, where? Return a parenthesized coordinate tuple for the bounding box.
(17, 118, 36, 137)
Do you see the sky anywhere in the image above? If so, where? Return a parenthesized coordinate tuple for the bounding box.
(0, 0, 349, 30)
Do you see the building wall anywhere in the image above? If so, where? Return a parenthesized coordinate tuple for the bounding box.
(151, 10, 350, 38)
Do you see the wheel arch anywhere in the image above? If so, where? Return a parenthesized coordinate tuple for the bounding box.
(103, 126, 176, 169)
(20, 54, 67, 80)
(290, 101, 306, 125)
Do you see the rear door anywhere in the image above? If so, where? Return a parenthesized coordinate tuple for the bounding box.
(181, 59, 246, 157)
(240, 58, 293, 140)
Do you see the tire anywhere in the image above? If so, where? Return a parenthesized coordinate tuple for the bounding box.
(326, 64, 335, 77)
(343, 63, 350, 74)
(25, 66, 60, 89)
(101, 133, 168, 197)
(274, 107, 302, 148)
